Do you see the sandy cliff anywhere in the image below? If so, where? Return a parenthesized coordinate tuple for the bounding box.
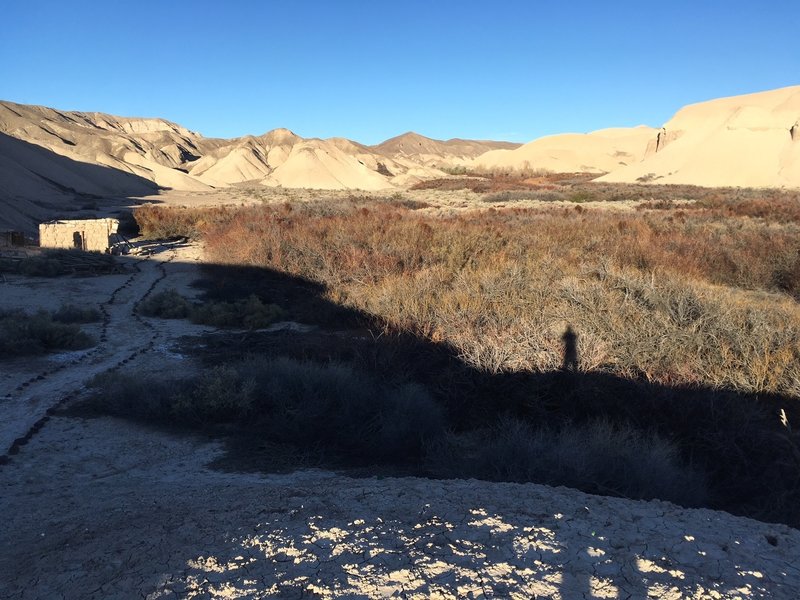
(597, 86, 800, 187)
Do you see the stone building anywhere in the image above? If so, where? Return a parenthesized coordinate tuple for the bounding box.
(39, 218, 120, 253)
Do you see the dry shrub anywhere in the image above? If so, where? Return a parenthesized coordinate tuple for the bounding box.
(696, 191, 800, 223)
(429, 418, 708, 506)
(134, 205, 233, 239)
(188, 202, 800, 395)
(87, 367, 254, 426)
(113, 195, 800, 523)
(52, 304, 101, 324)
(0, 309, 94, 357)
(88, 357, 446, 459)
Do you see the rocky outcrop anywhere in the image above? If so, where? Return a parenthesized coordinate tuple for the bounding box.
(644, 128, 683, 158)
(599, 85, 800, 188)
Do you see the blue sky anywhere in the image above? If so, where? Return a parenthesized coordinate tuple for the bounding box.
(2, 1, 798, 144)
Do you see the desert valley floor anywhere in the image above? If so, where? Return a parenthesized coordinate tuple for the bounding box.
(2, 243, 799, 599)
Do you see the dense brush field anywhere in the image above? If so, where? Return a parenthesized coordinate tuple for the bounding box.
(125, 185, 800, 526)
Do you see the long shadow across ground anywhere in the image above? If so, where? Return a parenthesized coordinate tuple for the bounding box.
(170, 262, 800, 529)
(7, 255, 800, 599)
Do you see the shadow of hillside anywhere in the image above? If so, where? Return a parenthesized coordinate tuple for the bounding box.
(183, 262, 800, 529)
(0, 132, 162, 232)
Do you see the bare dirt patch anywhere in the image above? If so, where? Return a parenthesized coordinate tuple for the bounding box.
(2, 415, 799, 599)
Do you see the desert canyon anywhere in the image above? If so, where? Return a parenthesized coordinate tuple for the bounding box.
(2, 85, 800, 600)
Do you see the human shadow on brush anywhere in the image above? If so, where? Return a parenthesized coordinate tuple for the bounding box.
(561, 325, 579, 372)
(82, 260, 800, 528)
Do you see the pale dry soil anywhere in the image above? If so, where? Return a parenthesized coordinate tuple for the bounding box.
(126, 186, 667, 216)
(1, 243, 799, 599)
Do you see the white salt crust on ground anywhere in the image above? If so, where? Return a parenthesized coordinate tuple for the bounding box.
(1, 415, 799, 600)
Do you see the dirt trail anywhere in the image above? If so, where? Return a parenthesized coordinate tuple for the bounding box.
(1, 244, 800, 599)
(0, 248, 177, 458)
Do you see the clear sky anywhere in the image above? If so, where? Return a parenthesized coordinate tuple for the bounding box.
(2, 0, 798, 144)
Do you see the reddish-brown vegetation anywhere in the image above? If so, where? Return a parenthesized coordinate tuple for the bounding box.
(136, 192, 800, 394)
(126, 192, 800, 524)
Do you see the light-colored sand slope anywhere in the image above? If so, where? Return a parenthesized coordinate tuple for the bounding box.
(598, 85, 800, 187)
(0, 130, 162, 230)
(473, 126, 657, 174)
(263, 141, 395, 190)
(0, 101, 214, 191)
(0, 101, 516, 201)
(191, 133, 396, 190)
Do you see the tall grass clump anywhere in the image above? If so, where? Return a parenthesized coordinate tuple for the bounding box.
(0, 309, 94, 357)
(138, 289, 286, 328)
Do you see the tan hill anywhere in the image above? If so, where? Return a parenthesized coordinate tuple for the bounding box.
(0, 101, 523, 228)
(472, 126, 657, 174)
(190, 132, 397, 190)
(0, 131, 162, 231)
(0, 101, 216, 192)
(0, 101, 514, 228)
(262, 141, 395, 190)
(597, 86, 800, 187)
(372, 132, 520, 168)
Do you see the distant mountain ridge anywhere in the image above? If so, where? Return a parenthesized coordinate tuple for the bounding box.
(4, 86, 799, 232)
(0, 100, 519, 229)
(372, 131, 519, 166)
(0, 100, 517, 191)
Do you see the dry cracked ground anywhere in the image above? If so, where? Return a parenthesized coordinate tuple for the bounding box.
(1, 245, 799, 599)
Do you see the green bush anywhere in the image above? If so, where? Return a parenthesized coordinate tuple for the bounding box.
(0, 309, 94, 357)
(483, 190, 566, 203)
(168, 366, 256, 425)
(138, 289, 193, 319)
(567, 190, 594, 203)
(87, 366, 254, 426)
(440, 165, 468, 176)
(191, 295, 286, 328)
(52, 304, 101, 324)
(139, 289, 285, 329)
